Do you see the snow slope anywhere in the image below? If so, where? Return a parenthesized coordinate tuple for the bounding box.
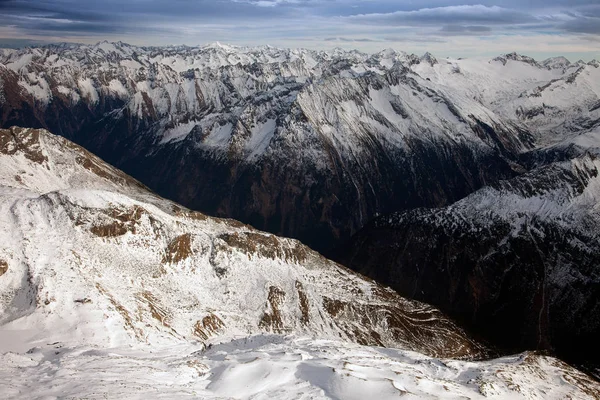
(412, 53, 600, 146)
(1, 335, 598, 400)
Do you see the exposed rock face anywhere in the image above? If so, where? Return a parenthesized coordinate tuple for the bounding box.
(0, 127, 487, 359)
(341, 155, 600, 368)
(126, 135, 518, 256)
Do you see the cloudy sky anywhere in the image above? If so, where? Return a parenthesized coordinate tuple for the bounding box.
(0, 0, 599, 60)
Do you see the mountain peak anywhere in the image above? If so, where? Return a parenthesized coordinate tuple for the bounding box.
(421, 51, 438, 66)
(494, 52, 540, 67)
(203, 41, 237, 52)
(542, 56, 571, 70)
(377, 48, 397, 57)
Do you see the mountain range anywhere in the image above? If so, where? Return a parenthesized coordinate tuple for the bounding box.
(3, 41, 597, 256)
(1, 41, 600, 391)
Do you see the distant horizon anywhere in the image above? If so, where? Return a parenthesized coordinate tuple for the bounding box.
(0, 1, 599, 62)
(0, 38, 598, 63)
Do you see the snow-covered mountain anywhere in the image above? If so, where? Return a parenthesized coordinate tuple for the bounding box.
(7, 42, 590, 253)
(0, 126, 487, 357)
(1, 126, 599, 398)
(342, 153, 600, 371)
(413, 52, 600, 148)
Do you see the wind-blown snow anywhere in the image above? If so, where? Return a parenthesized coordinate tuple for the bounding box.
(0, 336, 597, 399)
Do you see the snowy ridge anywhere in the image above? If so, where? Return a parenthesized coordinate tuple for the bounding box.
(0, 126, 598, 398)
(412, 52, 600, 147)
(378, 154, 600, 234)
(0, 42, 598, 159)
(4, 41, 599, 254)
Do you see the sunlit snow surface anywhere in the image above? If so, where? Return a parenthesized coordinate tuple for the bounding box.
(1, 335, 598, 400)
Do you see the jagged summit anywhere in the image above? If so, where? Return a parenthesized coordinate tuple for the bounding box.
(4, 40, 587, 68)
(420, 51, 438, 66)
(542, 56, 571, 70)
(493, 52, 541, 67)
(202, 41, 239, 52)
(375, 48, 398, 57)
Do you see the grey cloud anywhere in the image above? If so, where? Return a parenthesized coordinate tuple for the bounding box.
(341, 4, 600, 39)
(0, 0, 300, 39)
(321, 36, 447, 43)
(561, 18, 600, 34)
(323, 37, 378, 42)
(0, 0, 288, 19)
(343, 5, 535, 26)
(580, 35, 600, 42)
(439, 25, 492, 35)
(0, 37, 53, 48)
(382, 36, 447, 43)
(0, 0, 598, 52)
(576, 5, 600, 18)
